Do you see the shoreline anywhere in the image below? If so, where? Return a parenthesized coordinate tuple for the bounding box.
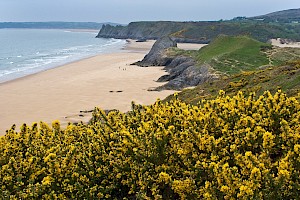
(0, 40, 206, 135)
(0, 50, 123, 86)
(0, 40, 168, 135)
(0, 38, 127, 85)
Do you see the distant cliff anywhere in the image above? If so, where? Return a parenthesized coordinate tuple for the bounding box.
(97, 20, 300, 43)
(96, 21, 207, 43)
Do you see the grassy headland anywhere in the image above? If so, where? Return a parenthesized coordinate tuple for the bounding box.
(168, 35, 273, 75)
(165, 36, 300, 103)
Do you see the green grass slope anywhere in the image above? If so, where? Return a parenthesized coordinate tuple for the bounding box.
(169, 35, 300, 76)
(194, 35, 271, 74)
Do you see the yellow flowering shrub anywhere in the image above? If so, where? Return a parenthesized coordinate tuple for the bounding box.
(0, 90, 300, 199)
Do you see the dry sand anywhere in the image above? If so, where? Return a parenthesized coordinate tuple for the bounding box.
(271, 38, 300, 48)
(0, 40, 206, 135)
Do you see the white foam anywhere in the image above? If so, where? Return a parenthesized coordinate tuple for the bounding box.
(0, 36, 126, 83)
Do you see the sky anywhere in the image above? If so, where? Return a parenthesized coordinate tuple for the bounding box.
(0, 0, 299, 24)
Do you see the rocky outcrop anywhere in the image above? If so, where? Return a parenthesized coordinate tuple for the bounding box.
(133, 36, 218, 90)
(156, 56, 218, 90)
(135, 36, 177, 67)
(157, 56, 195, 82)
(157, 65, 218, 90)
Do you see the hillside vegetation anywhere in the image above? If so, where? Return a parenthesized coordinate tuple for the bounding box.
(97, 21, 300, 43)
(163, 35, 300, 102)
(170, 35, 273, 75)
(171, 21, 300, 43)
(1, 91, 300, 199)
(250, 8, 300, 23)
(163, 35, 300, 83)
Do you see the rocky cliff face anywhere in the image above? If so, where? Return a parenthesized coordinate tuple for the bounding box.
(134, 36, 218, 90)
(97, 22, 185, 40)
(157, 65, 218, 90)
(96, 20, 300, 43)
(96, 22, 210, 43)
(134, 36, 177, 67)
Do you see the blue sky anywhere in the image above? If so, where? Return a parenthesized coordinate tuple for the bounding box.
(0, 0, 299, 24)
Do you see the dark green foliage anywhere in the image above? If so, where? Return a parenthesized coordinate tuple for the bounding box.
(173, 21, 300, 43)
(249, 8, 300, 23)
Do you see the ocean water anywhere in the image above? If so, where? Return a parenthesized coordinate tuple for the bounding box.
(0, 29, 126, 83)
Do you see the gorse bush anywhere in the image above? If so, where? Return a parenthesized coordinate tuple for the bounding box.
(0, 90, 300, 199)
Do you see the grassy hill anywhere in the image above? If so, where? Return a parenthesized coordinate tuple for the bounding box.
(163, 35, 300, 103)
(192, 35, 271, 74)
(171, 21, 300, 43)
(168, 35, 297, 74)
(250, 8, 300, 23)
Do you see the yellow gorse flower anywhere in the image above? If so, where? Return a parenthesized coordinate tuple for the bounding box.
(0, 90, 299, 199)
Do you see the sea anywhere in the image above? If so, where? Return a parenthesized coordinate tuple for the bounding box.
(0, 29, 126, 83)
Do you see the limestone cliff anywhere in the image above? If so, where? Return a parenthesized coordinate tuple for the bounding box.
(134, 36, 218, 90)
(96, 20, 300, 43)
(134, 36, 177, 67)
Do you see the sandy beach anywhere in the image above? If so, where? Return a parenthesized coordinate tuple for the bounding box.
(0, 40, 205, 135)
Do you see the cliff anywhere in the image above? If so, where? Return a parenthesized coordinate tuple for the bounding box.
(134, 36, 177, 67)
(97, 20, 300, 43)
(96, 21, 187, 40)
